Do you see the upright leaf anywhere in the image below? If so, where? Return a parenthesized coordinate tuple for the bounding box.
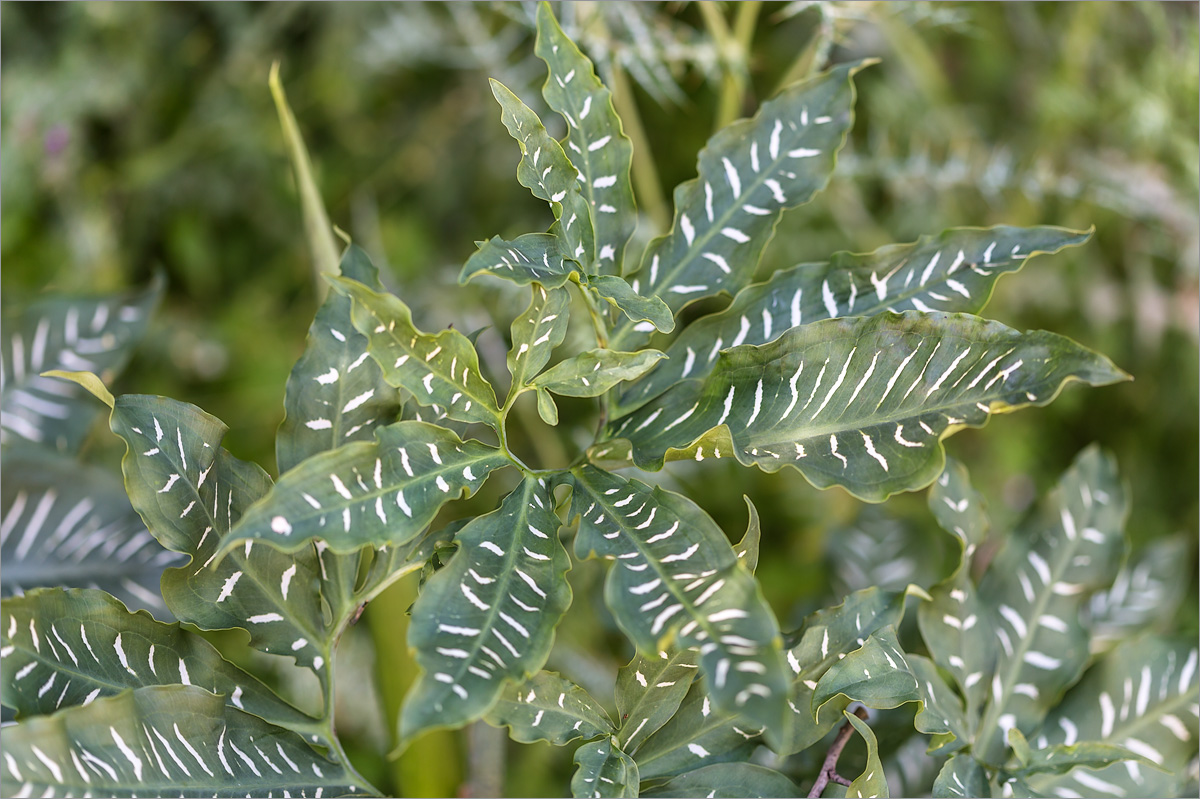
(534, 349, 666, 399)
(572, 737, 639, 799)
(1089, 536, 1192, 650)
(536, 1, 636, 276)
(812, 626, 921, 726)
(632, 679, 761, 781)
(928, 458, 989, 557)
(460, 233, 578, 289)
(600, 312, 1128, 502)
(401, 478, 572, 744)
(640, 763, 802, 798)
(908, 653, 972, 751)
(933, 753, 988, 798)
(509, 284, 571, 390)
(615, 649, 699, 754)
(485, 670, 615, 746)
(845, 711, 890, 799)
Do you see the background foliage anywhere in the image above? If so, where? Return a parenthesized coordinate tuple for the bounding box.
(3, 2, 1197, 796)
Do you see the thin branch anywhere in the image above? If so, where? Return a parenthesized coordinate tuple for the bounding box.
(807, 705, 870, 798)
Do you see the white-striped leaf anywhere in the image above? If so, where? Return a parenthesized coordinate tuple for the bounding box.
(569, 466, 790, 742)
(973, 445, 1128, 763)
(812, 626, 921, 726)
(220, 420, 507, 556)
(401, 478, 571, 744)
(933, 753, 988, 798)
(535, 2, 636, 277)
(616, 225, 1090, 415)
(1089, 536, 1191, 651)
(572, 736, 639, 799)
(828, 506, 954, 594)
(485, 670, 614, 746)
(845, 710, 890, 799)
(909, 653, 971, 753)
(640, 762, 802, 798)
(0, 449, 182, 619)
(597, 312, 1128, 502)
(1, 277, 162, 453)
(610, 61, 868, 352)
(615, 649, 699, 754)
(0, 588, 312, 731)
(929, 457, 990, 556)
(330, 275, 502, 429)
(509, 285, 571, 391)
(460, 233, 577, 289)
(534, 349, 666, 399)
(0, 685, 360, 798)
(587, 274, 674, 334)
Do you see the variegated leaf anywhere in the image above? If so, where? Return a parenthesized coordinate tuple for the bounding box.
(587, 275, 674, 334)
(535, 2, 636, 277)
(0, 449, 182, 618)
(485, 670, 614, 746)
(534, 349, 666, 398)
(572, 736, 639, 799)
(615, 648, 699, 754)
(509, 284, 571, 390)
(929, 457, 990, 557)
(1, 276, 162, 452)
(460, 233, 577, 289)
(974, 446, 1128, 763)
(569, 466, 790, 740)
(1018, 740, 1151, 777)
(1089, 536, 1191, 651)
(828, 507, 952, 594)
(610, 61, 866, 351)
(813, 626, 921, 726)
(597, 312, 1128, 502)
(222, 421, 507, 556)
(0, 685, 360, 798)
(491, 79, 594, 266)
(845, 710, 890, 799)
(908, 653, 971, 752)
(933, 753, 988, 798)
(401, 478, 571, 743)
(640, 763, 802, 798)
(330, 275, 502, 429)
(616, 225, 1090, 415)
(632, 679, 760, 781)
(919, 567, 995, 721)
(0, 588, 312, 731)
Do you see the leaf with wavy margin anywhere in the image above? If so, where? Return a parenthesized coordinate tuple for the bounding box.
(485, 670, 614, 746)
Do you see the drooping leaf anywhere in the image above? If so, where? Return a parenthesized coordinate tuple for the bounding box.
(460, 233, 578, 289)
(330, 274, 502, 429)
(587, 275, 674, 334)
(1088, 536, 1192, 651)
(1, 277, 162, 453)
(572, 736, 639, 799)
(535, 1, 636, 277)
(401, 478, 572, 744)
(485, 670, 614, 746)
(0, 588, 312, 731)
(221, 421, 507, 556)
(845, 710, 890, 799)
(641, 762, 802, 798)
(598, 312, 1128, 502)
(932, 753, 988, 798)
(616, 225, 1091, 414)
(0, 685, 361, 798)
(536, 385, 560, 425)
(974, 445, 1128, 763)
(813, 626, 921, 726)
(509, 284, 571, 390)
(615, 648, 699, 753)
(0, 449, 182, 618)
(535, 349, 666, 398)
(929, 457, 990, 557)
(569, 466, 790, 741)
(490, 79, 594, 266)
(632, 679, 761, 781)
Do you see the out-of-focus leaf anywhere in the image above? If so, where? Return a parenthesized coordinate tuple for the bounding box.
(534, 349, 666, 398)
(928, 457, 989, 557)
(932, 753, 988, 798)
(908, 654, 970, 751)
(1088, 536, 1192, 651)
(572, 736, 639, 799)
(641, 762, 802, 798)
(918, 567, 994, 724)
(486, 670, 614, 747)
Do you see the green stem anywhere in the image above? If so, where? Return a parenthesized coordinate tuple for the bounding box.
(775, 3, 834, 92)
(700, 1, 760, 131)
(314, 642, 385, 796)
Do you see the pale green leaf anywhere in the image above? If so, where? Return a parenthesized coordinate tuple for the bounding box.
(929, 457, 990, 557)
(1019, 741, 1152, 777)
(828, 507, 953, 594)
(845, 710, 890, 799)
(1009, 726, 1034, 767)
(460, 233, 578, 289)
(734, 496, 761, 573)
(534, 349, 666, 398)
(908, 654, 970, 753)
(401, 478, 572, 743)
(537, 386, 560, 425)
(615, 648, 699, 753)
(599, 312, 1128, 502)
(918, 567, 995, 723)
(588, 275, 674, 334)
(641, 763, 802, 798)
(0, 685, 360, 797)
(536, 1, 636, 276)
(572, 737, 639, 799)
(932, 753, 989, 798)
(616, 225, 1090, 415)
(1089, 536, 1192, 651)
(486, 670, 614, 746)
(509, 284, 571, 390)
(633, 679, 760, 781)
(813, 626, 921, 726)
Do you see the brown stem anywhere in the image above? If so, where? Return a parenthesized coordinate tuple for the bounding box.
(807, 706, 870, 798)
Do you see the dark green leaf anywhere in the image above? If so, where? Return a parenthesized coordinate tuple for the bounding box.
(933, 753, 989, 798)
(535, 349, 666, 398)
(615, 648, 699, 753)
(587, 275, 674, 334)
(813, 626, 921, 726)
(460, 233, 578, 289)
(572, 736, 639, 798)
(509, 284, 571, 390)
(641, 762, 802, 798)
(486, 670, 614, 746)
(633, 679, 760, 781)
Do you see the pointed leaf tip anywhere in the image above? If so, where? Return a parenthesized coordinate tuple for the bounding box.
(41, 370, 114, 409)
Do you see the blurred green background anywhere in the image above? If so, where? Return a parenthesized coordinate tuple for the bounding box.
(4, 2, 1197, 796)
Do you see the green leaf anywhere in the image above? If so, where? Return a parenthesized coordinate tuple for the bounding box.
(918, 567, 995, 723)
(641, 763, 802, 798)
(509, 284, 571, 390)
(828, 507, 952, 593)
(633, 679, 760, 781)
(1089, 536, 1192, 651)
(459, 233, 578, 289)
(330, 274, 502, 429)
(572, 736, 639, 799)
(1019, 741, 1152, 777)
(615, 648, 699, 753)
(0, 449, 183, 619)
(490, 79, 594, 267)
(0, 588, 312, 730)
(2, 277, 162, 453)
(569, 466, 790, 741)
(485, 670, 615, 746)
(535, 349, 667, 398)
(599, 312, 1129, 502)
(1009, 726, 1034, 767)
(844, 710, 890, 799)
(616, 225, 1091, 415)
(974, 446, 1129, 763)
(535, 1, 636, 277)
(401, 477, 572, 743)
(610, 61, 868, 351)
(908, 654, 971, 751)
(932, 753, 989, 798)
(813, 626, 921, 726)
(0, 685, 359, 798)
(587, 275, 674, 334)
(929, 457, 990, 557)
(222, 420, 507, 555)
(536, 386, 560, 426)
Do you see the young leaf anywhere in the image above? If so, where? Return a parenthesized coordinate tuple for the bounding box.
(485, 670, 615, 746)
(534, 349, 666, 398)
(616, 225, 1091, 415)
(0, 588, 312, 730)
(918, 568, 995, 722)
(330, 275, 502, 429)
(460, 233, 578, 289)
(813, 626, 921, 726)
(844, 710, 890, 799)
(536, 386, 560, 426)
(535, 1, 636, 277)
(221, 420, 507, 555)
(490, 79, 594, 266)
(509, 284, 571, 390)
(572, 736, 639, 799)
(600, 312, 1129, 502)
(928, 457, 989, 557)
(401, 478, 572, 744)
(0, 685, 361, 798)
(932, 753, 988, 798)
(587, 274, 674, 333)
(569, 466, 791, 741)
(632, 679, 761, 781)
(610, 61, 868, 351)
(615, 648, 699, 753)
(640, 762, 802, 798)
(1018, 740, 1153, 777)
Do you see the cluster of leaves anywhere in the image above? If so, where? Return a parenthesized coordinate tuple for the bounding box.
(1, 4, 1191, 797)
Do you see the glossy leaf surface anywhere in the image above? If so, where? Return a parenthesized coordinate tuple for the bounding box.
(485, 670, 614, 746)
(460, 233, 577, 289)
(572, 737, 639, 799)
(535, 349, 666, 398)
